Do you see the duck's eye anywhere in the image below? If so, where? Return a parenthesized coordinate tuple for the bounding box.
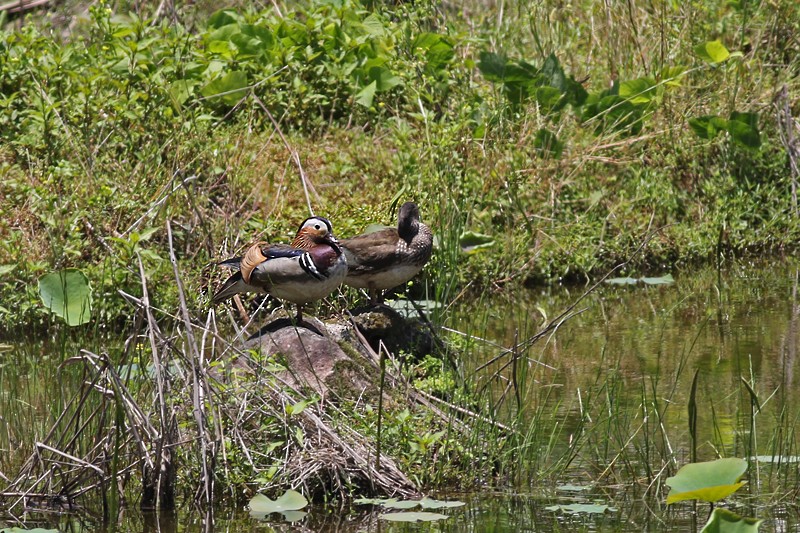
(314, 224, 321, 230)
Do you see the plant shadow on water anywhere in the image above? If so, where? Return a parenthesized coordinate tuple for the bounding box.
(2, 260, 800, 532)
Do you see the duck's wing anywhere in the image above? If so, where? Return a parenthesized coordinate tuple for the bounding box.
(340, 229, 401, 274)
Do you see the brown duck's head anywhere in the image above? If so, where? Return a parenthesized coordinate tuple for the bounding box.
(397, 202, 421, 242)
(293, 216, 341, 253)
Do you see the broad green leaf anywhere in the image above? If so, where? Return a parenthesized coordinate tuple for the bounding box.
(0, 264, 15, 276)
(361, 13, 386, 37)
(459, 231, 494, 253)
(726, 112, 761, 148)
(694, 40, 731, 63)
(38, 269, 92, 326)
(545, 503, 615, 514)
(666, 458, 747, 504)
(383, 500, 421, 509)
(689, 115, 728, 140)
(661, 65, 687, 87)
(368, 66, 402, 92)
(249, 490, 308, 516)
(533, 128, 563, 158)
(200, 71, 248, 106)
(167, 79, 197, 109)
(355, 81, 377, 108)
(207, 9, 239, 30)
(619, 76, 658, 105)
(419, 497, 466, 509)
(701, 508, 762, 533)
(380, 512, 449, 522)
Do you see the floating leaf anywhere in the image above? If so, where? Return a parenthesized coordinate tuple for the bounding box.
(419, 497, 466, 509)
(694, 40, 731, 63)
(382, 500, 421, 509)
(666, 458, 747, 504)
(546, 503, 615, 514)
(606, 274, 674, 286)
(459, 231, 495, 253)
(557, 484, 591, 492)
(380, 512, 449, 522)
(700, 507, 762, 533)
(38, 269, 92, 326)
(249, 490, 308, 516)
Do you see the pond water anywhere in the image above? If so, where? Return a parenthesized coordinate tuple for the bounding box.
(2, 259, 799, 531)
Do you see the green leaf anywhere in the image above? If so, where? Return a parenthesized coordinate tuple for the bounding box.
(660, 65, 687, 87)
(533, 128, 563, 158)
(726, 112, 761, 148)
(200, 71, 248, 106)
(418, 497, 466, 509)
(689, 115, 728, 140)
(368, 66, 402, 92)
(0, 264, 15, 276)
(694, 40, 731, 63)
(361, 13, 386, 37)
(207, 9, 239, 30)
(355, 80, 377, 108)
(619, 76, 658, 105)
(379, 512, 450, 522)
(249, 490, 308, 516)
(459, 231, 495, 254)
(700, 508, 763, 533)
(383, 500, 420, 509)
(666, 458, 747, 504)
(38, 269, 92, 326)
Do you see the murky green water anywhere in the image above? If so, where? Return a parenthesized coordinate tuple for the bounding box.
(2, 260, 799, 531)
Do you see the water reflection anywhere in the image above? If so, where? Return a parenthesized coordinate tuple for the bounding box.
(2, 261, 799, 531)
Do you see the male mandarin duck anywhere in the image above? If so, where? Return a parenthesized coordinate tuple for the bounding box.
(340, 202, 433, 305)
(213, 216, 347, 321)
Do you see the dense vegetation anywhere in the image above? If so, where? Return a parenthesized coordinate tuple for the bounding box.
(1, 2, 800, 524)
(1, 0, 797, 331)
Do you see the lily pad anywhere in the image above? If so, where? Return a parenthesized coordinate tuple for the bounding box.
(38, 269, 93, 326)
(419, 497, 466, 509)
(666, 458, 747, 504)
(459, 231, 495, 254)
(379, 512, 450, 522)
(382, 500, 421, 509)
(249, 490, 308, 517)
(546, 503, 615, 514)
(700, 507, 762, 533)
(606, 274, 674, 286)
(557, 484, 591, 492)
